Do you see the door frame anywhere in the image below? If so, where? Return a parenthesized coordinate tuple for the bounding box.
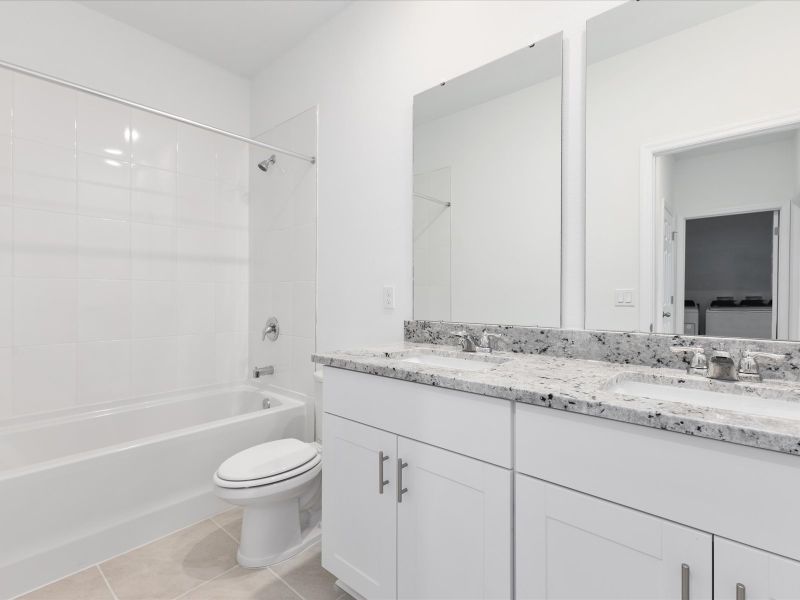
(639, 110, 800, 335)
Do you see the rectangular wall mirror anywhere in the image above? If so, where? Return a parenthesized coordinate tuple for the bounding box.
(412, 32, 562, 327)
(586, 0, 800, 341)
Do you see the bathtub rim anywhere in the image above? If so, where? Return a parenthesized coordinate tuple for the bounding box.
(0, 384, 307, 483)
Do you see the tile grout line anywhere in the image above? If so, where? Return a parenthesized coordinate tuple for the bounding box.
(210, 515, 241, 545)
(95, 564, 120, 600)
(171, 564, 239, 600)
(267, 568, 306, 600)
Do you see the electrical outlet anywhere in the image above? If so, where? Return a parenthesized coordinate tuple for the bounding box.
(383, 285, 396, 309)
(615, 289, 635, 307)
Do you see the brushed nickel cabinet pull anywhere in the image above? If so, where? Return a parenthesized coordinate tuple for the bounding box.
(397, 458, 408, 503)
(378, 451, 389, 494)
(681, 563, 690, 600)
(736, 583, 745, 600)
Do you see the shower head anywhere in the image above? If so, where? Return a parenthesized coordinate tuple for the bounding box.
(257, 154, 277, 172)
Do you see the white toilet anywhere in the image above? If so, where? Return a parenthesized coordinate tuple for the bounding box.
(213, 438, 322, 568)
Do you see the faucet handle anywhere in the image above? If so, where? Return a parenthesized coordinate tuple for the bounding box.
(739, 350, 788, 378)
(670, 346, 708, 373)
(479, 329, 504, 352)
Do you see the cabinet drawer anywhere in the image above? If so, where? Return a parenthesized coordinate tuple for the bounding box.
(324, 367, 512, 468)
(516, 402, 800, 561)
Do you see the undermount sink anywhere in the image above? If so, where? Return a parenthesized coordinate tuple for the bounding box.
(388, 350, 508, 372)
(607, 375, 800, 420)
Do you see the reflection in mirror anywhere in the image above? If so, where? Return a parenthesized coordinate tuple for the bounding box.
(586, 0, 800, 341)
(413, 32, 562, 327)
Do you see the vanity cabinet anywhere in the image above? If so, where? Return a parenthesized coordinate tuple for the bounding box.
(516, 475, 712, 599)
(322, 368, 513, 600)
(714, 538, 800, 600)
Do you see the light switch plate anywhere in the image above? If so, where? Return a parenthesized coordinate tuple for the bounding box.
(615, 289, 635, 307)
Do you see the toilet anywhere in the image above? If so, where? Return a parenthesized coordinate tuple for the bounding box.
(213, 438, 322, 568)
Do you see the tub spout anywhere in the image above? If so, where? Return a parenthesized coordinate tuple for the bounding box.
(252, 365, 275, 378)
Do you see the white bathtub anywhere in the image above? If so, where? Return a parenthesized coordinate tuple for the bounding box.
(0, 384, 308, 599)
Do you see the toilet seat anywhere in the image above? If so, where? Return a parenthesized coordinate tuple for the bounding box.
(214, 439, 321, 490)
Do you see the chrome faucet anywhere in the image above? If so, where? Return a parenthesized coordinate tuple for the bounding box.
(670, 347, 708, 376)
(670, 346, 787, 382)
(450, 329, 504, 353)
(737, 350, 788, 382)
(707, 350, 737, 381)
(252, 365, 275, 378)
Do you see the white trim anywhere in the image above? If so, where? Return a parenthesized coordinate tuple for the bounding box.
(638, 109, 800, 335)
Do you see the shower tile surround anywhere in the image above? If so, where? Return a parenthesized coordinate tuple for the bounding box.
(248, 107, 317, 401)
(0, 68, 250, 421)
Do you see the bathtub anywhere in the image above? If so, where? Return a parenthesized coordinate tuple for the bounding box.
(0, 384, 308, 599)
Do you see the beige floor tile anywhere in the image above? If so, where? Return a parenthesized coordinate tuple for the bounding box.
(211, 507, 243, 542)
(18, 566, 114, 600)
(269, 543, 339, 600)
(181, 566, 300, 600)
(100, 519, 238, 600)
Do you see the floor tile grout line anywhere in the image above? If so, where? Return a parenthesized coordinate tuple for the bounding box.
(268, 568, 307, 600)
(210, 516, 241, 545)
(171, 564, 239, 600)
(95, 564, 120, 600)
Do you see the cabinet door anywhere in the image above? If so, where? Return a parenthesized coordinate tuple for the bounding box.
(715, 537, 800, 599)
(322, 414, 397, 599)
(516, 474, 712, 599)
(396, 437, 511, 599)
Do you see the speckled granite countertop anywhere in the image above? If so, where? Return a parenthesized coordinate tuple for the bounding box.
(313, 343, 800, 456)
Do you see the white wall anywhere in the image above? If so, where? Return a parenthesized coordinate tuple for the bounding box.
(0, 68, 250, 421)
(413, 77, 561, 326)
(250, 0, 620, 352)
(249, 108, 317, 406)
(0, 1, 250, 133)
(586, 1, 800, 332)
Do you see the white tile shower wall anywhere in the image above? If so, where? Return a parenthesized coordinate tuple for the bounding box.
(0, 68, 250, 421)
(249, 107, 316, 399)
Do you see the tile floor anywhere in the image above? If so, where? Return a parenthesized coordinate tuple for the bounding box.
(18, 509, 349, 600)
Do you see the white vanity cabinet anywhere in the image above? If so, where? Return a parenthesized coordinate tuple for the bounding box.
(516, 475, 712, 599)
(714, 538, 800, 600)
(323, 414, 398, 599)
(516, 402, 800, 600)
(322, 367, 513, 600)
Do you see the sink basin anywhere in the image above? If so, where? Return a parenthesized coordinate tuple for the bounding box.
(607, 376, 800, 420)
(388, 350, 508, 372)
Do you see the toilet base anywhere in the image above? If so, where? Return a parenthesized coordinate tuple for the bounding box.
(237, 519, 321, 568)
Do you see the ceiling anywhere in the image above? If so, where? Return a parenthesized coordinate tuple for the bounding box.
(79, 0, 350, 77)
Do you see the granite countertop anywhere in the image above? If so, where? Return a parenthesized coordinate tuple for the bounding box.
(313, 343, 800, 456)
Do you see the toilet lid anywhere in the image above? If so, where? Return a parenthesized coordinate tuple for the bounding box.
(217, 439, 318, 482)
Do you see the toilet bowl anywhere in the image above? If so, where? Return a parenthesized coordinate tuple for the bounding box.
(214, 438, 322, 568)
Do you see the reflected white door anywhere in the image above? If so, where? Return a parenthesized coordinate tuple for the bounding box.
(663, 211, 676, 333)
(772, 210, 779, 339)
